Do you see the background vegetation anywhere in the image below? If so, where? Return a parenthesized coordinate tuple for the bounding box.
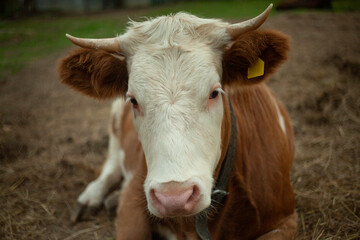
(1, 0, 359, 79)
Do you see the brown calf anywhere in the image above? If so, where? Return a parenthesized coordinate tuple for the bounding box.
(59, 13, 297, 240)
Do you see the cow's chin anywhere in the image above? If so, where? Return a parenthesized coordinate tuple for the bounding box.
(145, 178, 212, 218)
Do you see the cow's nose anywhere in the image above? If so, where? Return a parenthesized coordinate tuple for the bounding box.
(150, 184, 200, 217)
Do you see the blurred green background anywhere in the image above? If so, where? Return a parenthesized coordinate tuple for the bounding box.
(0, 0, 359, 79)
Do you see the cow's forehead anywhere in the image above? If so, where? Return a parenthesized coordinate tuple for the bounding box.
(128, 46, 221, 101)
(119, 12, 230, 55)
(121, 13, 229, 105)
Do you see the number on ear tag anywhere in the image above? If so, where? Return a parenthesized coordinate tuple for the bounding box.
(248, 58, 264, 79)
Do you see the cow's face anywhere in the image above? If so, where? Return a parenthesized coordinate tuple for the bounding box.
(105, 14, 234, 217)
(127, 46, 224, 217)
(113, 14, 236, 217)
(59, 4, 290, 218)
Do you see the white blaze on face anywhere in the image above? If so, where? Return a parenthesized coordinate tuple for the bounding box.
(130, 47, 224, 215)
(119, 13, 231, 216)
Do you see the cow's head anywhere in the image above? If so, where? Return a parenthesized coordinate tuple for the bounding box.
(59, 4, 289, 218)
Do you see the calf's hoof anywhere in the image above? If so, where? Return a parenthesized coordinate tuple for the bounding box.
(70, 202, 100, 223)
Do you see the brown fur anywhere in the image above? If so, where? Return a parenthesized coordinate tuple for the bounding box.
(214, 95, 232, 180)
(111, 103, 151, 239)
(208, 84, 296, 239)
(222, 30, 289, 86)
(113, 84, 296, 239)
(59, 29, 296, 239)
(58, 48, 128, 99)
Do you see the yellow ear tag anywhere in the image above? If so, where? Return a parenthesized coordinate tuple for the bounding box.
(248, 58, 265, 79)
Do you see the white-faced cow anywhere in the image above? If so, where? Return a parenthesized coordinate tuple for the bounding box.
(59, 4, 297, 239)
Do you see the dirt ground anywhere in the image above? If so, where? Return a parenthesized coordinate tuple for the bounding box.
(1, 12, 359, 239)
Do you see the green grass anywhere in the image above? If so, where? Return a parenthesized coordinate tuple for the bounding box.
(0, 15, 126, 79)
(147, 0, 360, 18)
(148, 0, 278, 19)
(332, 0, 360, 12)
(0, 0, 358, 79)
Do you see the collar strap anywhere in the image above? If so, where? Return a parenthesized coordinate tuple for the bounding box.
(195, 95, 238, 240)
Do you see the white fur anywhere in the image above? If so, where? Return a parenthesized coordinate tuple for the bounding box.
(114, 13, 232, 216)
(77, 133, 123, 207)
(273, 99, 286, 134)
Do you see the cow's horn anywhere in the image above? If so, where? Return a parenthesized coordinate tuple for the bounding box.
(226, 4, 273, 39)
(65, 34, 121, 53)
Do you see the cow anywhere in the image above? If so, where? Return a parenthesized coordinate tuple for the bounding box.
(58, 4, 297, 239)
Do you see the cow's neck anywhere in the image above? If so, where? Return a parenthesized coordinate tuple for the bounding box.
(215, 94, 232, 179)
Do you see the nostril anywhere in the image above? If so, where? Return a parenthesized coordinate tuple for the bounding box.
(150, 188, 160, 205)
(184, 185, 200, 209)
(190, 185, 200, 201)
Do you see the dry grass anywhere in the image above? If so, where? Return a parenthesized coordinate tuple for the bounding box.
(292, 74, 360, 239)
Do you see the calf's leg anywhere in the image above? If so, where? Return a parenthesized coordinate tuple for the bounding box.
(72, 99, 125, 222)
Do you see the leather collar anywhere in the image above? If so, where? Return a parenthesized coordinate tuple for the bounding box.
(195, 95, 238, 240)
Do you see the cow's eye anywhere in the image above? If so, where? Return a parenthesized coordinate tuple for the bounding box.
(209, 90, 219, 99)
(130, 98, 138, 106)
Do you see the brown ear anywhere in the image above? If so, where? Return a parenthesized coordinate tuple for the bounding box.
(222, 30, 289, 85)
(58, 48, 128, 99)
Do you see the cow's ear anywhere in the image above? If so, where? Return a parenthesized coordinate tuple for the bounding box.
(222, 30, 289, 86)
(58, 48, 128, 99)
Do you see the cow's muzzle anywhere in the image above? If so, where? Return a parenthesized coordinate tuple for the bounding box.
(149, 181, 201, 217)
